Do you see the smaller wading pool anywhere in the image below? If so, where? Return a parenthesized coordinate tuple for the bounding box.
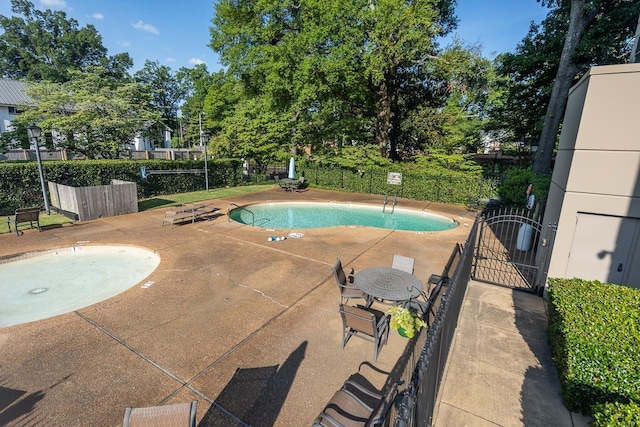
(0, 245, 160, 328)
(229, 202, 458, 232)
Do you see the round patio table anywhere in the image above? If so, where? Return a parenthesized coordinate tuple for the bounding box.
(354, 267, 423, 302)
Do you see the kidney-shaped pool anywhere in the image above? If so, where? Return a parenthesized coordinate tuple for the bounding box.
(0, 245, 160, 328)
(229, 202, 458, 232)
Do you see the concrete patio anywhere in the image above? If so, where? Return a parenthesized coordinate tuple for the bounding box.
(0, 188, 472, 426)
(0, 187, 583, 426)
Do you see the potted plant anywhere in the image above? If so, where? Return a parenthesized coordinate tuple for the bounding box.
(387, 305, 427, 338)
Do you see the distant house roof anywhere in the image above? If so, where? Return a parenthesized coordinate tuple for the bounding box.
(0, 79, 30, 106)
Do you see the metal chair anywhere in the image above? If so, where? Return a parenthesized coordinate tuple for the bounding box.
(392, 254, 414, 274)
(332, 258, 372, 307)
(339, 304, 389, 362)
(123, 400, 197, 427)
(313, 362, 400, 427)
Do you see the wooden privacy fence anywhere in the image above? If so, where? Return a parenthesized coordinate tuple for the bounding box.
(48, 180, 138, 221)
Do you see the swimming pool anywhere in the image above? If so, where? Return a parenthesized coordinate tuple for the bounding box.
(0, 245, 160, 328)
(229, 202, 458, 231)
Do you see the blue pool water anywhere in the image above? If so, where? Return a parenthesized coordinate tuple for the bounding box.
(229, 202, 458, 231)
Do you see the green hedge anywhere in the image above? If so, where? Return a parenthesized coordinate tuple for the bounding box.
(592, 401, 640, 426)
(1, 160, 498, 215)
(547, 278, 640, 420)
(0, 159, 242, 215)
(301, 167, 497, 205)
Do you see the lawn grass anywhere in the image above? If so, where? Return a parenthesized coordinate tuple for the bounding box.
(1, 185, 274, 235)
(0, 212, 74, 235)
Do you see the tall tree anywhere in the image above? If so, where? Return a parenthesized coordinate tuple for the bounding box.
(0, 0, 132, 82)
(134, 60, 186, 135)
(15, 67, 160, 158)
(362, 0, 457, 158)
(209, 0, 459, 160)
(533, 0, 639, 174)
(176, 63, 213, 146)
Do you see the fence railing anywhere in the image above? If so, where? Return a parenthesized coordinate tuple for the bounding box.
(392, 216, 479, 426)
(0, 148, 203, 161)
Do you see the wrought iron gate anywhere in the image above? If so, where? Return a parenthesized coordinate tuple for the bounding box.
(472, 208, 550, 293)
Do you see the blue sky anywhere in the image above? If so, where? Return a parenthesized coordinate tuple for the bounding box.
(0, 0, 550, 73)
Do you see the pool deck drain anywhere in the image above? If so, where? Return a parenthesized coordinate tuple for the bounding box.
(0, 188, 473, 426)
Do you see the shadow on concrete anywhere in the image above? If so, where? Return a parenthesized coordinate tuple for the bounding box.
(513, 290, 591, 426)
(0, 385, 44, 426)
(199, 341, 307, 426)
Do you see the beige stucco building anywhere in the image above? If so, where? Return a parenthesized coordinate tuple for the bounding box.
(541, 63, 640, 288)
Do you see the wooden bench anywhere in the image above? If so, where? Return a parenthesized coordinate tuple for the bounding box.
(7, 207, 42, 236)
(161, 204, 220, 228)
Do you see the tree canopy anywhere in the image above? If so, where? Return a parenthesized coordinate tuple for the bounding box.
(491, 0, 639, 174)
(12, 66, 161, 159)
(206, 0, 497, 166)
(0, 0, 132, 82)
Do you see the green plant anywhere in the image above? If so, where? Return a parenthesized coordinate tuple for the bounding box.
(547, 278, 640, 415)
(387, 305, 426, 338)
(498, 167, 551, 208)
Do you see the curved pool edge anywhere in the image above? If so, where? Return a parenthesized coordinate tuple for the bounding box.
(228, 201, 459, 232)
(0, 243, 160, 265)
(0, 244, 161, 328)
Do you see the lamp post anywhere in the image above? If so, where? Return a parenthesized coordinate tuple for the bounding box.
(530, 143, 539, 169)
(27, 124, 50, 214)
(199, 112, 209, 191)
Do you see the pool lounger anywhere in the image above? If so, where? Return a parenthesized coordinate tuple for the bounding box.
(161, 203, 220, 228)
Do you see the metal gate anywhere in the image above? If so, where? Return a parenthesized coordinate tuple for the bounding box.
(472, 208, 550, 293)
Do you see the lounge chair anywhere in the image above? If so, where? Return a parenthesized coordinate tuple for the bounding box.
(123, 400, 197, 427)
(161, 203, 220, 228)
(274, 175, 289, 191)
(289, 176, 306, 192)
(392, 254, 414, 274)
(339, 304, 389, 362)
(313, 362, 401, 427)
(332, 258, 372, 307)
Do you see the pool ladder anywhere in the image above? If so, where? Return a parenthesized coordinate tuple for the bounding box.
(227, 203, 255, 226)
(383, 192, 397, 214)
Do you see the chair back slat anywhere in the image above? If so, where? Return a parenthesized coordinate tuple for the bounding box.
(341, 305, 376, 335)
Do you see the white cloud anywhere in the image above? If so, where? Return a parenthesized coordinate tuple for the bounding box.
(132, 20, 159, 35)
(166, 57, 177, 63)
(91, 13, 104, 20)
(39, 0, 67, 8)
(117, 41, 131, 47)
(189, 58, 206, 65)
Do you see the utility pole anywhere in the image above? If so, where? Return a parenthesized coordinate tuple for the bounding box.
(199, 112, 209, 191)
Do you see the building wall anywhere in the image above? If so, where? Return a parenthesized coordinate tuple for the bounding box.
(0, 105, 18, 133)
(543, 63, 640, 287)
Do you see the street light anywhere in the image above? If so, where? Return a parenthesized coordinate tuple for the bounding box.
(530, 143, 539, 169)
(27, 123, 50, 214)
(199, 112, 209, 191)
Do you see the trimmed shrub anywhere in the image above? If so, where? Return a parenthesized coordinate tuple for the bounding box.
(0, 159, 242, 215)
(547, 278, 640, 416)
(592, 401, 640, 426)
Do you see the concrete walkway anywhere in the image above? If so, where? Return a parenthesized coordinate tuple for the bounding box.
(433, 280, 591, 427)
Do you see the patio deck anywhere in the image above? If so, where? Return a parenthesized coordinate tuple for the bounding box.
(0, 188, 473, 426)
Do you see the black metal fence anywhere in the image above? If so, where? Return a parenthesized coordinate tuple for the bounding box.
(392, 217, 479, 426)
(472, 207, 544, 293)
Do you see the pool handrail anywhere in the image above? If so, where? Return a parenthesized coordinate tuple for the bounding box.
(227, 203, 255, 226)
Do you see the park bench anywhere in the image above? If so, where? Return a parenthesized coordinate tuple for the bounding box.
(7, 207, 42, 236)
